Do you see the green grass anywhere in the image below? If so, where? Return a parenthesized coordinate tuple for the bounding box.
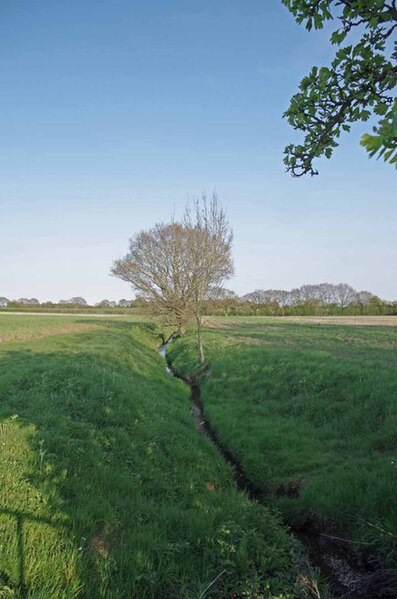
(168, 317, 397, 562)
(0, 316, 299, 598)
(0, 314, 100, 343)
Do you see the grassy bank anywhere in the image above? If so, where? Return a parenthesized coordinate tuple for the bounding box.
(168, 317, 397, 562)
(0, 316, 299, 598)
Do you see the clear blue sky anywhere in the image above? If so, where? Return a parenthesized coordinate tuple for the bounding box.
(1, 0, 396, 303)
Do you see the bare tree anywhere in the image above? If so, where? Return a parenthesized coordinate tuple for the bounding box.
(355, 290, 374, 315)
(272, 290, 291, 316)
(289, 287, 302, 307)
(317, 283, 337, 306)
(111, 194, 234, 363)
(206, 287, 238, 301)
(184, 194, 234, 363)
(241, 289, 268, 305)
(118, 299, 132, 308)
(111, 222, 194, 334)
(334, 283, 357, 313)
(299, 284, 319, 303)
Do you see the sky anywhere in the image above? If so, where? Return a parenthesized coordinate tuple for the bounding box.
(1, 0, 396, 304)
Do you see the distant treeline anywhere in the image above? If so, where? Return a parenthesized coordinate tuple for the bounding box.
(201, 284, 397, 316)
(0, 297, 141, 314)
(1, 283, 396, 316)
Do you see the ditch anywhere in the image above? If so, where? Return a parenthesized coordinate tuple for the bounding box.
(159, 339, 397, 598)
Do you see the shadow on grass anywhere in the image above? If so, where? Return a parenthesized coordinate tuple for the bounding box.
(0, 323, 188, 597)
(0, 320, 305, 599)
(0, 508, 59, 598)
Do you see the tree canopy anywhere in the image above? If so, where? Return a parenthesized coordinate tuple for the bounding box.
(111, 222, 194, 334)
(111, 194, 234, 361)
(283, 0, 397, 176)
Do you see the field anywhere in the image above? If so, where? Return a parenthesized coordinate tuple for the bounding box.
(0, 314, 104, 344)
(2, 314, 397, 598)
(0, 314, 300, 598)
(168, 316, 397, 564)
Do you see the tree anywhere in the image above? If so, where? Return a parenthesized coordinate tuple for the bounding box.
(205, 287, 238, 301)
(118, 299, 132, 308)
(96, 299, 117, 308)
(317, 282, 337, 305)
(282, 0, 397, 176)
(17, 298, 40, 305)
(241, 289, 269, 305)
(355, 290, 375, 313)
(59, 297, 87, 306)
(204, 288, 239, 316)
(334, 282, 357, 311)
(111, 194, 234, 363)
(273, 289, 291, 315)
(183, 194, 234, 363)
(111, 222, 194, 335)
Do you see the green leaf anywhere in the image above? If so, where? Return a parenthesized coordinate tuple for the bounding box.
(314, 14, 323, 29)
(331, 30, 346, 45)
(374, 103, 389, 116)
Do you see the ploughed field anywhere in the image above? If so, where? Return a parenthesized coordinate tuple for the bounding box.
(0, 314, 299, 598)
(168, 316, 397, 565)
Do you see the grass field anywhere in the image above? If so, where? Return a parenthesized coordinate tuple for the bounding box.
(0, 314, 300, 598)
(168, 316, 397, 563)
(0, 314, 104, 344)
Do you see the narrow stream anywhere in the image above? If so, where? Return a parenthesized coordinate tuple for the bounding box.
(159, 341, 396, 598)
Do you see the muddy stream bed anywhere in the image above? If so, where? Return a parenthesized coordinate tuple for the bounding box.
(159, 341, 397, 598)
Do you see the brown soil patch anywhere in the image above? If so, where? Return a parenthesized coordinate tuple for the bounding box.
(91, 532, 109, 558)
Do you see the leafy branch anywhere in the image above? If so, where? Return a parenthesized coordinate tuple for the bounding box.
(283, 0, 397, 176)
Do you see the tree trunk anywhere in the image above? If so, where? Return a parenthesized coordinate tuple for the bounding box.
(177, 315, 186, 336)
(196, 313, 205, 364)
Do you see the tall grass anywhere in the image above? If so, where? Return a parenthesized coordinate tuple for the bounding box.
(168, 318, 397, 562)
(0, 317, 299, 598)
